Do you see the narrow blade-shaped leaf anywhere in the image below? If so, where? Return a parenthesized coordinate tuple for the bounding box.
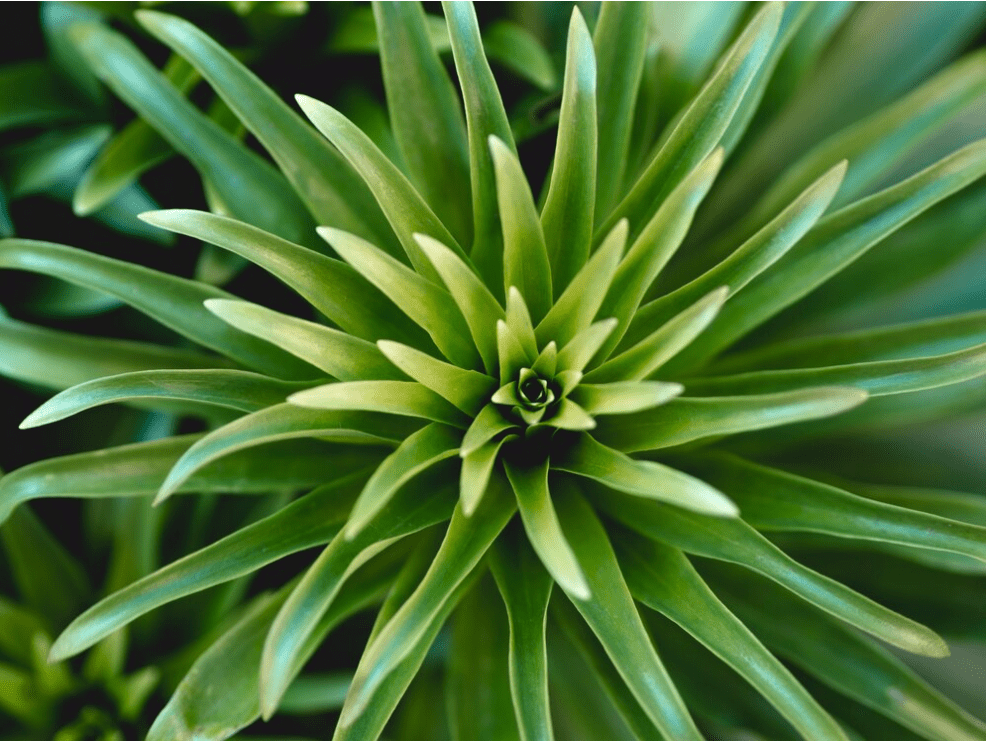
(69, 22, 315, 247)
(0, 239, 311, 379)
(552, 433, 736, 516)
(260, 466, 459, 718)
(205, 300, 403, 381)
(443, 1, 515, 294)
(21, 370, 312, 429)
(461, 435, 514, 516)
(553, 487, 704, 740)
(136, 10, 393, 248)
(536, 220, 627, 349)
(594, 387, 868, 453)
(319, 227, 480, 368)
(460, 403, 516, 457)
(592, 489, 949, 657)
(339, 475, 516, 724)
(570, 381, 683, 416)
(142, 210, 426, 347)
(489, 136, 552, 322)
(288, 381, 468, 427)
(374, 0, 471, 245)
(378, 340, 496, 415)
(505, 287, 539, 360)
(415, 233, 505, 374)
(556, 319, 618, 375)
(296, 95, 465, 279)
(489, 524, 555, 741)
(345, 423, 462, 539)
(504, 459, 589, 600)
(615, 529, 849, 741)
(157, 403, 417, 503)
(540, 9, 597, 294)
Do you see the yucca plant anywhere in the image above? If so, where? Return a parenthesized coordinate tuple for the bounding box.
(2, 2, 986, 739)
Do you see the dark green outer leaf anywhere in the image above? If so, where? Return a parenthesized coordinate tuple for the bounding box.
(374, 0, 472, 247)
(593, 387, 867, 453)
(443, 1, 516, 296)
(21, 369, 314, 429)
(141, 210, 428, 347)
(0, 239, 312, 379)
(592, 2, 647, 221)
(540, 8, 597, 296)
(0, 60, 87, 131)
(69, 22, 316, 248)
(489, 524, 555, 741)
(482, 21, 556, 92)
(50, 471, 375, 661)
(136, 10, 394, 249)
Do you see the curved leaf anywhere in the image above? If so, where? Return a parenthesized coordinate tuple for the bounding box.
(552, 433, 736, 516)
(374, 1, 471, 246)
(540, 8, 597, 294)
(378, 340, 496, 415)
(556, 319, 617, 375)
(568, 381, 682, 416)
(0, 239, 310, 379)
(460, 403, 516, 458)
(505, 459, 590, 600)
(156, 403, 417, 503)
(136, 10, 393, 248)
(594, 387, 868, 452)
(288, 381, 469, 427)
(21, 370, 312, 429)
(141, 210, 425, 346)
(592, 489, 949, 657)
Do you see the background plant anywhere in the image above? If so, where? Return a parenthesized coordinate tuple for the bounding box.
(2, 2, 986, 740)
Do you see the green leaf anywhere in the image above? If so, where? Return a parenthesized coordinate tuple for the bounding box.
(489, 524, 555, 741)
(460, 403, 516, 457)
(141, 210, 425, 347)
(504, 459, 589, 600)
(0, 313, 223, 391)
(632, 161, 846, 339)
(591, 288, 727, 384)
(691, 454, 986, 566)
(156, 403, 418, 503)
(505, 287, 539, 360)
(443, 2, 516, 294)
(552, 433, 736, 516)
(676, 138, 986, 370)
(319, 227, 480, 369)
(600, 3, 782, 241)
(592, 489, 950, 658)
(296, 95, 466, 279)
(205, 300, 404, 381)
(595, 149, 723, 359)
(556, 319, 618, 375)
(278, 672, 352, 715)
(69, 22, 315, 247)
(21, 369, 312, 429)
(594, 387, 868, 453)
(686, 342, 986, 397)
(259, 466, 459, 718)
(536, 220, 627, 349)
(0, 435, 339, 525)
(708, 564, 986, 741)
(0, 597, 46, 665)
(540, 9, 597, 294)
(345, 423, 462, 539)
(616, 529, 849, 741)
(0, 238, 311, 379)
(4, 125, 110, 198)
(288, 381, 468, 428)
(0, 60, 86, 131)
(489, 136, 553, 322)
(2, 507, 90, 629)
(716, 309, 986, 372)
(482, 21, 556, 92)
(569, 381, 682, 416)
(378, 341, 496, 415)
(447, 574, 522, 741)
(498, 319, 534, 385)
(553, 487, 704, 740)
(136, 10, 393, 249)
(374, 1, 471, 246)
(592, 2, 647, 221)
(338, 474, 516, 725)
(50, 472, 377, 661)
(415, 233, 505, 374)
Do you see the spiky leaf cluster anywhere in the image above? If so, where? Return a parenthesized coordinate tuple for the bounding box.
(3, 3, 986, 740)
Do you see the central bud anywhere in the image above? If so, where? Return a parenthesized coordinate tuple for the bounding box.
(517, 368, 554, 409)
